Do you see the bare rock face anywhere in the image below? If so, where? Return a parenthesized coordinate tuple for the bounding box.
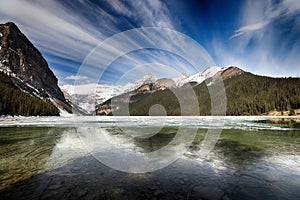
(221, 66, 244, 80)
(0, 22, 65, 101)
(154, 78, 175, 90)
(0, 22, 71, 112)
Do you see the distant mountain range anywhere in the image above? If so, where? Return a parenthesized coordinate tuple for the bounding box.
(61, 73, 158, 113)
(94, 66, 300, 116)
(0, 22, 72, 116)
(61, 66, 224, 114)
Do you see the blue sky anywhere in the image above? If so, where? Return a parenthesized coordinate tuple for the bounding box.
(0, 0, 299, 85)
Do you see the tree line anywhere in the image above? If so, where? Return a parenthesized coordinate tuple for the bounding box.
(0, 72, 59, 116)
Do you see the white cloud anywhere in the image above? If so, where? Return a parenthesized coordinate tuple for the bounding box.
(230, 21, 269, 39)
(107, 0, 176, 29)
(75, 27, 214, 85)
(218, 0, 300, 78)
(0, 0, 103, 63)
(66, 75, 89, 81)
(0, 0, 179, 84)
(282, 0, 300, 14)
(231, 0, 300, 39)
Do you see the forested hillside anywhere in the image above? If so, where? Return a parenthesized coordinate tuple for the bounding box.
(128, 72, 300, 116)
(223, 72, 300, 115)
(0, 72, 59, 116)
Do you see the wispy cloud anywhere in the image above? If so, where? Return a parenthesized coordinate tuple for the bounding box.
(1, 0, 299, 84)
(66, 75, 89, 81)
(230, 21, 269, 39)
(281, 0, 300, 14)
(0, 0, 180, 85)
(75, 27, 214, 85)
(106, 0, 177, 29)
(213, 0, 300, 77)
(231, 0, 300, 39)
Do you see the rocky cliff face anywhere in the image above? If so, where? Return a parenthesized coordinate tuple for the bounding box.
(0, 22, 65, 100)
(0, 22, 71, 112)
(221, 66, 244, 80)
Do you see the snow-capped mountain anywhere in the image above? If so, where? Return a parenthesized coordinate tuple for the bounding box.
(174, 66, 223, 86)
(129, 73, 157, 90)
(173, 72, 190, 86)
(61, 84, 130, 113)
(61, 73, 158, 113)
(62, 67, 224, 114)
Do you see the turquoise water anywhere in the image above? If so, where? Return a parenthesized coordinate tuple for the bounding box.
(0, 116, 299, 200)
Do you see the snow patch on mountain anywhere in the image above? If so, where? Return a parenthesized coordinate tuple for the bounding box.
(61, 73, 158, 113)
(130, 73, 156, 90)
(174, 66, 223, 86)
(173, 72, 190, 86)
(0, 60, 16, 77)
(61, 84, 99, 95)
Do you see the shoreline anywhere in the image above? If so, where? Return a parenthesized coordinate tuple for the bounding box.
(1, 115, 300, 118)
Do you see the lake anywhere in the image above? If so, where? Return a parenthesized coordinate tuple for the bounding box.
(0, 116, 299, 200)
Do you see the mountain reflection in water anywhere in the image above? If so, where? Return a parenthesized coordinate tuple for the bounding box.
(0, 116, 299, 200)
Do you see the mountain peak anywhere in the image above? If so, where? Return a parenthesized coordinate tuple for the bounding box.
(135, 73, 157, 85)
(0, 22, 61, 98)
(143, 73, 156, 79)
(4, 22, 19, 30)
(174, 66, 222, 86)
(221, 66, 245, 80)
(1, 22, 26, 41)
(0, 22, 72, 113)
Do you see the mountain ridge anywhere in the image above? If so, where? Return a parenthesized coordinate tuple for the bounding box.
(0, 22, 72, 115)
(94, 66, 226, 115)
(61, 73, 159, 113)
(62, 67, 222, 113)
(95, 66, 300, 116)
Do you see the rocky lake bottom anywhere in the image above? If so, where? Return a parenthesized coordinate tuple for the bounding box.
(0, 116, 299, 200)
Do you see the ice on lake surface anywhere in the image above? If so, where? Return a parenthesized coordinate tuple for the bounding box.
(0, 116, 299, 200)
(1, 115, 300, 130)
